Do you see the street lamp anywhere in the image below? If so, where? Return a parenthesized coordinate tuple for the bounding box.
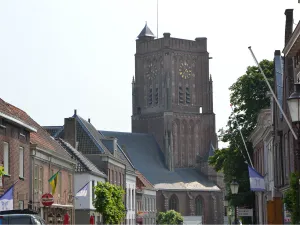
(223, 197, 228, 207)
(230, 179, 239, 225)
(287, 83, 300, 157)
(287, 83, 300, 124)
(230, 180, 239, 195)
(287, 82, 300, 212)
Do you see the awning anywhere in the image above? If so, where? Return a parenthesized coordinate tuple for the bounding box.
(43, 204, 73, 208)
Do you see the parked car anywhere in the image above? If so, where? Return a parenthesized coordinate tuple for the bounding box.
(0, 209, 46, 224)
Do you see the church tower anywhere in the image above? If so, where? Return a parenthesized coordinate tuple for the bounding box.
(132, 24, 217, 171)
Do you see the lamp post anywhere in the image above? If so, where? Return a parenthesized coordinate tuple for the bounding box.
(287, 83, 300, 170)
(287, 82, 300, 214)
(230, 179, 239, 225)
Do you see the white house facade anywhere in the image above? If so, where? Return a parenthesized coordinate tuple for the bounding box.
(126, 172, 137, 225)
(249, 109, 274, 224)
(74, 173, 106, 210)
(56, 138, 107, 225)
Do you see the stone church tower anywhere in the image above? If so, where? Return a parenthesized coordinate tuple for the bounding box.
(132, 24, 217, 172)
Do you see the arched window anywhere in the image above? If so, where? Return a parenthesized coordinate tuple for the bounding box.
(169, 194, 178, 211)
(195, 196, 203, 216)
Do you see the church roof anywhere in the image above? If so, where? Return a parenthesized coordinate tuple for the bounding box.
(137, 23, 155, 39)
(100, 131, 220, 192)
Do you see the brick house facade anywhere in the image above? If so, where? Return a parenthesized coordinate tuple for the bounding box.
(0, 104, 34, 210)
(0, 98, 76, 224)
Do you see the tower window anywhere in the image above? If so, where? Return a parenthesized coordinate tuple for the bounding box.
(186, 87, 190, 104)
(155, 88, 159, 104)
(148, 88, 153, 106)
(179, 86, 184, 104)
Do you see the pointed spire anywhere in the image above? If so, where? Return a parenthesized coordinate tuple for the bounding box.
(137, 22, 155, 39)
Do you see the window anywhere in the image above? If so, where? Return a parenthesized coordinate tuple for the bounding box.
(92, 180, 95, 201)
(179, 86, 184, 104)
(39, 166, 43, 193)
(148, 88, 153, 105)
(129, 188, 131, 210)
(155, 87, 159, 104)
(186, 87, 190, 104)
(18, 200, 24, 209)
(34, 165, 38, 192)
(68, 174, 72, 193)
(59, 171, 62, 197)
(195, 196, 203, 216)
(169, 194, 178, 211)
(3, 142, 9, 174)
(19, 147, 24, 178)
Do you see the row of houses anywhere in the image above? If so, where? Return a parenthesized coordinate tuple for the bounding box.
(0, 98, 156, 224)
(248, 8, 300, 224)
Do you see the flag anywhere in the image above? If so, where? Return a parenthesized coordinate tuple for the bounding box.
(248, 165, 265, 191)
(75, 182, 89, 197)
(208, 141, 215, 157)
(0, 183, 16, 211)
(48, 170, 60, 195)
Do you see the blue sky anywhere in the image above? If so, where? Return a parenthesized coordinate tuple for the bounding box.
(0, 0, 299, 147)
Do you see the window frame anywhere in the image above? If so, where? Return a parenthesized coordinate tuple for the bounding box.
(19, 146, 24, 178)
(3, 142, 9, 175)
(34, 164, 39, 193)
(39, 166, 43, 194)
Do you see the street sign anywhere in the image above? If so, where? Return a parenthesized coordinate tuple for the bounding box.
(238, 208, 253, 217)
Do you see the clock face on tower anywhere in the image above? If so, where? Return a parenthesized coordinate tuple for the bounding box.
(179, 61, 194, 79)
(146, 62, 158, 80)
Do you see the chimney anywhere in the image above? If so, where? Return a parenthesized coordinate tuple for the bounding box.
(88, 118, 90, 123)
(113, 138, 117, 153)
(274, 50, 281, 56)
(285, 9, 294, 46)
(74, 109, 77, 116)
(64, 117, 77, 148)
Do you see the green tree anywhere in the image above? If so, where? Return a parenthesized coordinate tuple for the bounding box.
(284, 172, 300, 224)
(157, 210, 183, 225)
(209, 59, 274, 223)
(93, 182, 126, 224)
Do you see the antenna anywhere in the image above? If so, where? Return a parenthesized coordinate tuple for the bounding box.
(157, 0, 158, 39)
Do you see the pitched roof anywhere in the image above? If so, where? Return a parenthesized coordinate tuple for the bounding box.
(56, 138, 106, 178)
(44, 115, 135, 172)
(100, 131, 220, 191)
(75, 115, 109, 154)
(0, 99, 71, 158)
(136, 170, 154, 190)
(137, 23, 155, 38)
(43, 126, 64, 138)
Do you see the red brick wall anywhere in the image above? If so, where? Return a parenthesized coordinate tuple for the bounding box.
(0, 121, 30, 209)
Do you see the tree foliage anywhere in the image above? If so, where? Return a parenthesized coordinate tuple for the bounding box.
(93, 182, 126, 224)
(157, 210, 183, 225)
(284, 172, 300, 224)
(209, 59, 274, 221)
(0, 166, 5, 176)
